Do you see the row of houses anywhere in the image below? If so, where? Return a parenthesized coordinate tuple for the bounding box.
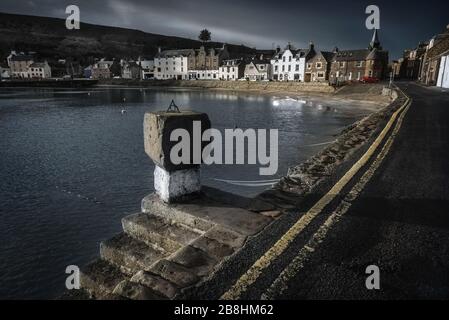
(391, 24, 449, 88)
(1, 29, 389, 84)
(153, 29, 388, 83)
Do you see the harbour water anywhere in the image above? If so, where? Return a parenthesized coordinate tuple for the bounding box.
(0, 86, 377, 299)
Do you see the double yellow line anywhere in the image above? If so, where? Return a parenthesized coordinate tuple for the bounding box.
(221, 87, 412, 300)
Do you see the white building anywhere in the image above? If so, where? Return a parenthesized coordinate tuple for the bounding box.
(244, 58, 272, 81)
(0, 66, 10, 79)
(28, 61, 52, 79)
(270, 43, 314, 81)
(437, 53, 449, 89)
(219, 59, 244, 80)
(188, 69, 219, 80)
(154, 49, 193, 80)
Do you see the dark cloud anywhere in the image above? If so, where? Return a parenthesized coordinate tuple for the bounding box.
(0, 0, 448, 59)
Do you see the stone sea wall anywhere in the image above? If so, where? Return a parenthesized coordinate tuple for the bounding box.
(99, 79, 336, 93)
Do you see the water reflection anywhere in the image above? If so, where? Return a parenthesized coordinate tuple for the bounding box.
(0, 87, 375, 299)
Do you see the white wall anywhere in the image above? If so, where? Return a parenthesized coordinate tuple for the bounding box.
(271, 49, 305, 81)
(219, 65, 239, 80)
(437, 55, 449, 89)
(154, 56, 188, 80)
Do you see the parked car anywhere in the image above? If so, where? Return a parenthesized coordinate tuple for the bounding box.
(360, 76, 380, 83)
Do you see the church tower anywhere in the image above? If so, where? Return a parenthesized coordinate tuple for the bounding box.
(369, 29, 382, 50)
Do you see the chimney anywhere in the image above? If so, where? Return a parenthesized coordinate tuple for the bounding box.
(276, 45, 281, 54)
(309, 41, 314, 51)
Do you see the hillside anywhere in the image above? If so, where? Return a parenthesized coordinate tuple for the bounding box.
(0, 12, 259, 65)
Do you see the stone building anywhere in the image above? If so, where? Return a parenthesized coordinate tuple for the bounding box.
(399, 43, 427, 80)
(329, 29, 389, 83)
(304, 50, 333, 82)
(8, 52, 34, 78)
(28, 61, 52, 79)
(122, 61, 142, 79)
(420, 24, 449, 86)
(92, 60, 113, 79)
(187, 45, 229, 70)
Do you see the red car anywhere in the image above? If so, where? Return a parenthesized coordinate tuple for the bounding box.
(361, 76, 380, 83)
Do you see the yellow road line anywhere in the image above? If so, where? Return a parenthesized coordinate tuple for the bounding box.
(221, 90, 411, 300)
(262, 94, 412, 299)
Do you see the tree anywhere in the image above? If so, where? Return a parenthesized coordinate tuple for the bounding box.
(198, 29, 211, 43)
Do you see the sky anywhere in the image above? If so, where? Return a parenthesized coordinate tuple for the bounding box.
(0, 0, 448, 59)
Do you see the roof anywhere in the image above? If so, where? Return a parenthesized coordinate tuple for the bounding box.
(10, 55, 34, 62)
(156, 49, 195, 58)
(272, 43, 313, 60)
(221, 59, 243, 66)
(29, 62, 48, 68)
(427, 27, 449, 59)
(251, 59, 270, 65)
(369, 29, 381, 49)
(333, 49, 370, 61)
(320, 51, 335, 62)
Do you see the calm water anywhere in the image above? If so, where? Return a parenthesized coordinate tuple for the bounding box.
(0, 86, 374, 299)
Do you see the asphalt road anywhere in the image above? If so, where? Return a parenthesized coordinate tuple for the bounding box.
(273, 83, 449, 299)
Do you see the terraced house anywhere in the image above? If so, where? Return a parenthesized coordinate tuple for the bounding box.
(304, 49, 333, 82)
(329, 29, 389, 83)
(270, 43, 314, 81)
(244, 56, 272, 81)
(420, 24, 449, 87)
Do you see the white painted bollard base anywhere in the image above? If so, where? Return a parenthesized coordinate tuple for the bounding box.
(154, 166, 201, 203)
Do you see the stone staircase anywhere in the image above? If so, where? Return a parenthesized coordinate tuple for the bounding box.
(79, 189, 273, 300)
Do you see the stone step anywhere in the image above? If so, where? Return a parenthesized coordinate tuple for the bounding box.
(122, 212, 203, 252)
(112, 280, 167, 300)
(80, 259, 128, 299)
(141, 193, 272, 236)
(100, 233, 168, 275)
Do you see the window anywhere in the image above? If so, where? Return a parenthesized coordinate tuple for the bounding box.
(289, 56, 292, 62)
(295, 64, 299, 71)
(288, 65, 291, 72)
(356, 61, 363, 67)
(275, 66, 278, 72)
(316, 62, 322, 69)
(307, 63, 312, 69)
(339, 62, 345, 68)
(260, 65, 264, 70)
(282, 66, 285, 72)
(317, 72, 324, 78)
(283, 56, 286, 62)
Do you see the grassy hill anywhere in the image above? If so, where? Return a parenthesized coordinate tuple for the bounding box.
(0, 12, 259, 66)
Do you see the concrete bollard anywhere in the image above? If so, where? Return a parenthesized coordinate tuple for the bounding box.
(144, 110, 211, 203)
